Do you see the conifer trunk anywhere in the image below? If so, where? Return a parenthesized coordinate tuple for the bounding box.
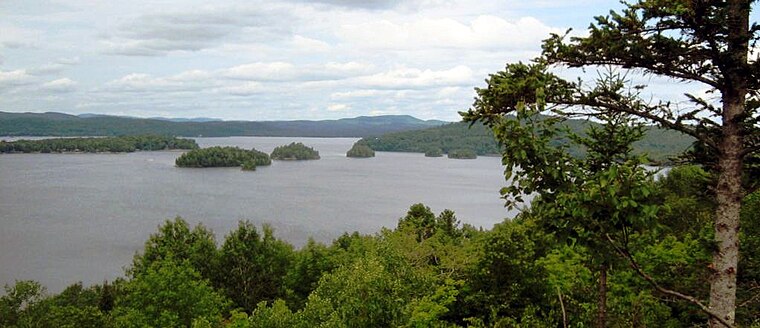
(709, 98, 743, 327)
(709, 1, 748, 326)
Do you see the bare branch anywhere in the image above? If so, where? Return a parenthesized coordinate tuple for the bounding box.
(604, 234, 735, 328)
(557, 286, 568, 328)
(738, 283, 760, 308)
(561, 98, 717, 149)
(560, 59, 719, 88)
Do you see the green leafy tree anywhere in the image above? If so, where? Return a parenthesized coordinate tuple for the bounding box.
(130, 217, 218, 282)
(0, 280, 47, 327)
(112, 259, 228, 328)
(463, 67, 666, 327)
(284, 239, 337, 310)
(217, 221, 294, 313)
(462, 1, 760, 324)
(300, 256, 408, 327)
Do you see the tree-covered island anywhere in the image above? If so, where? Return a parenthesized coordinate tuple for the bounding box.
(270, 142, 320, 160)
(447, 148, 477, 159)
(0, 135, 198, 153)
(346, 142, 375, 158)
(175, 146, 271, 170)
(424, 147, 443, 157)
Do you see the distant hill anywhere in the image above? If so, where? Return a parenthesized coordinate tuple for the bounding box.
(0, 112, 446, 137)
(361, 119, 695, 163)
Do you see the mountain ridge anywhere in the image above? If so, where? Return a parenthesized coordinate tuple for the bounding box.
(0, 111, 448, 137)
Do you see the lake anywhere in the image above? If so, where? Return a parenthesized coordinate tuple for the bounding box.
(0, 137, 513, 292)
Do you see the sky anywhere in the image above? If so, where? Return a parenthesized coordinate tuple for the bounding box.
(0, 0, 693, 121)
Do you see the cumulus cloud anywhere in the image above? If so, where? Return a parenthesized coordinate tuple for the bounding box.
(103, 72, 212, 93)
(354, 65, 474, 89)
(41, 78, 77, 93)
(221, 61, 375, 82)
(102, 6, 294, 56)
(0, 24, 40, 49)
(0, 69, 36, 90)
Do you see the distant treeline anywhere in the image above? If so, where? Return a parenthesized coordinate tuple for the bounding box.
(0, 111, 444, 138)
(0, 135, 198, 153)
(175, 146, 272, 169)
(361, 120, 695, 163)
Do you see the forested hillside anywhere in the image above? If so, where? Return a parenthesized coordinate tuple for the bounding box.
(0, 112, 445, 137)
(362, 120, 694, 163)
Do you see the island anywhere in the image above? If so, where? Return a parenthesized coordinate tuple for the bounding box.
(0, 135, 198, 153)
(424, 147, 443, 157)
(447, 149, 477, 159)
(346, 142, 375, 158)
(270, 142, 320, 160)
(175, 146, 272, 170)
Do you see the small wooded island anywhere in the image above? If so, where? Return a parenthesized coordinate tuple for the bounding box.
(346, 142, 375, 158)
(270, 142, 320, 160)
(424, 147, 443, 157)
(175, 146, 271, 170)
(0, 135, 198, 153)
(447, 149, 477, 159)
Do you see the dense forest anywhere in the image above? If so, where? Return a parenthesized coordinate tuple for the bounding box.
(346, 142, 375, 158)
(2, 172, 759, 327)
(0, 136, 198, 154)
(175, 147, 271, 170)
(0, 112, 444, 138)
(270, 143, 320, 160)
(361, 120, 694, 164)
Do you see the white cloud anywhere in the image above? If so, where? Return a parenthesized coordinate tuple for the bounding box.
(355, 65, 474, 89)
(221, 61, 374, 82)
(216, 82, 264, 96)
(221, 62, 297, 81)
(103, 72, 211, 93)
(327, 103, 350, 111)
(101, 5, 294, 56)
(0, 24, 40, 49)
(290, 35, 331, 52)
(338, 15, 560, 51)
(41, 78, 78, 93)
(0, 69, 35, 90)
(330, 89, 383, 99)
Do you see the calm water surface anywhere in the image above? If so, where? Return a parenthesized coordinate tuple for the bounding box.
(0, 137, 513, 291)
